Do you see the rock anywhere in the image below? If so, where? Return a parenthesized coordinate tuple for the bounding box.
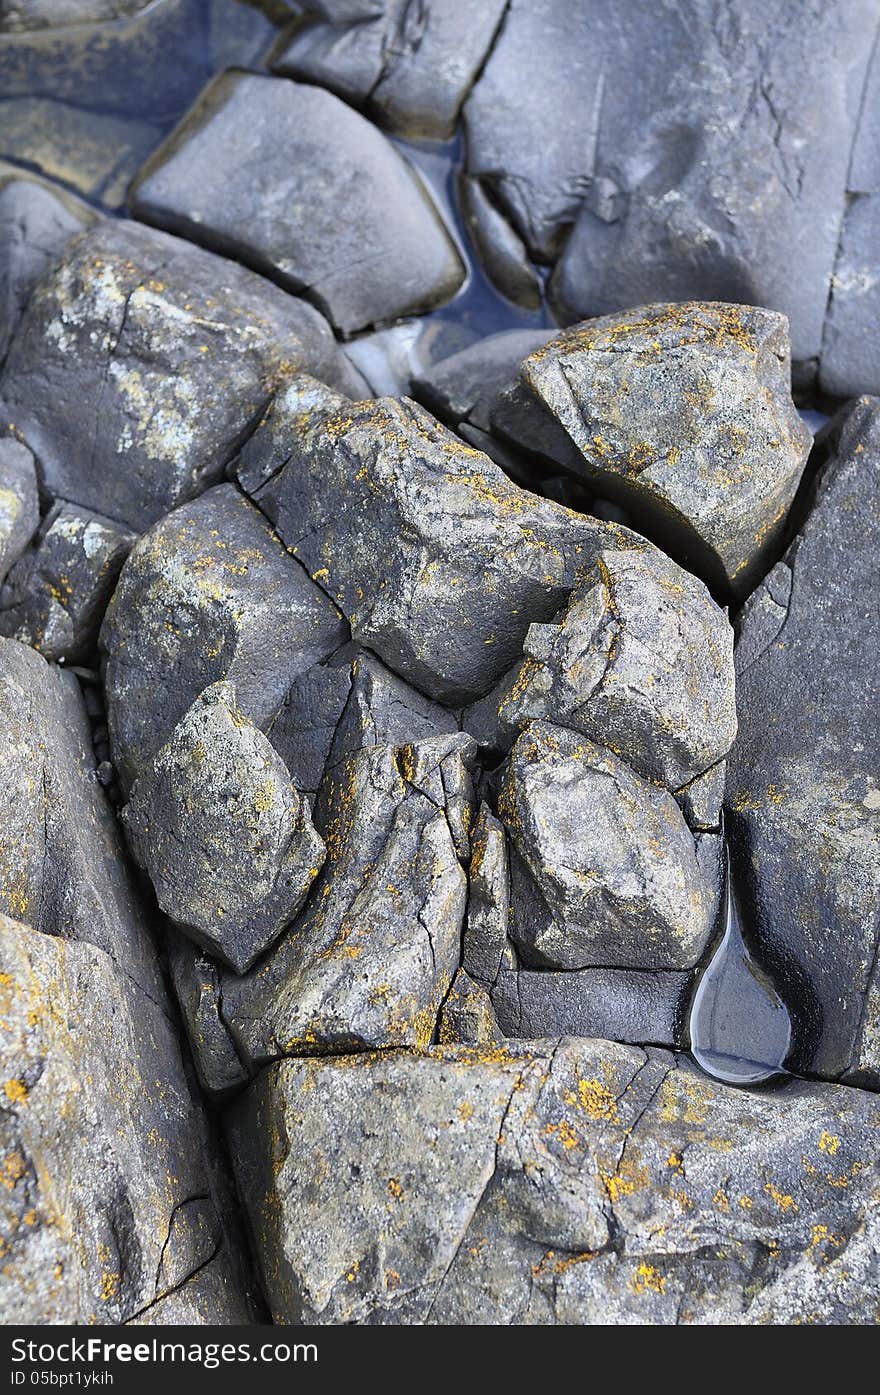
(438, 969, 500, 1045)
(465, 541, 736, 794)
(0, 172, 92, 359)
(122, 683, 325, 974)
(166, 937, 249, 1102)
(101, 483, 347, 793)
(239, 376, 626, 705)
(0, 218, 357, 530)
(457, 174, 543, 311)
(0, 911, 252, 1324)
(0, 638, 161, 1000)
(504, 304, 812, 598)
(227, 1037, 880, 1324)
(0, 437, 38, 583)
(461, 803, 511, 987)
(131, 71, 465, 335)
(411, 328, 553, 434)
(0, 1, 152, 28)
(273, 0, 508, 141)
(491, 967, 692, 1049)
(728, 396, 880, 1086)
(219, 735, 473, 1068)
(0, 501, 134, 661)
(263, 646, 358, 800)
(675, 761, 726, 832)
(819, 39, 880, 398)
(497, 722, 718, 971)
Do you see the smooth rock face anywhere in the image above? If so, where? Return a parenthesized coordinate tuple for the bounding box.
(167, 937, 248, 1102)
(122, 683, 325, 974)
(729, 397, 880, 1086)
(0, 501, 134, 661)
(457, 174, 544, 311)
(466, 542, 736, 793)
(0, 638, 160, 1000)
(463, 0, 877, 368)
(273, 0, 509, 141)
(411, 329, 553, 435)
(0, 218, 355, 529)
(227, 1038, 880, 1324)
(0, 912, 251, 1324)
(508, 304, 812, 597)
(240, 377, 625, 705)
(492, 967, 692, 1049)
(0, 173, 92, 359)
(219, 735, 473, 1068)
(101, 484, 347, 793)
(0, 437, 38, 583)
(131, 71, 464, 335)
(498, 723, 717, 971)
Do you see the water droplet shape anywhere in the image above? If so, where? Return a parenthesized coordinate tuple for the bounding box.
(689, 834, 792, 1086)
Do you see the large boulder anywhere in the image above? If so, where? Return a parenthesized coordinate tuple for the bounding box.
(227, 1037, 880, 1324)
(728, 397, 880, 1086)
(131, 71, 464, 335)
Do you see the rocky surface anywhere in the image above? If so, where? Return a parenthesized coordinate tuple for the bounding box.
(0, 436, 37, 582)
(131, 71, 465, 334)
(228, 1038, 880, 1324)
(729, 397, 880, 1087)
(0, 171, 93, 360)
(0, 218, 360, 530)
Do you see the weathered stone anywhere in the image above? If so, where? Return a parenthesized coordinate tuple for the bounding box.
(0, 638, 160, 999)
(123, 683, 325, 974)
(0, 1, 151, 29)
(466, 542, 736, 793)
(220, 736, 472, 1067)
(0, 172, 92, 359)
(0, 501, 134, 661)
(325, 647, 458, 774)
(166, 937, 248, 1102)
(101, 484, 347, 792)
(492, 967, 691, 1048)
(0, 912, 252, 1324)
(438, 969, 500, 1046)
(675, 761, 726, 832)
(240, 376, 627, 705)
(273, 0, 508, 141)
(0, 218, 357, 530)
(498, 722, 718, 971)
(227, 1037, 880, 1324)
(411, 328, 552, 434)
(505, 304, 811, 598)
(461, 803, 511, 988)
(0, 437, 38, 583)
(728, 396, 880, 1086)
(131, 71, 464, 335)
(457, 175, 543, 311)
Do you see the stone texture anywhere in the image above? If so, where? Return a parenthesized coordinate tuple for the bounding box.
(131, 71, 464, 335)
(465, 541, 736, 793)
(728, 396, 880, 1086)
(218, 735, 474, 1069)
(498, 722, 718, 971)
(492, 967, 692, 1049)
(101, 483, 347, 793)
(438, 969, 501, 1046)
(457, 174, 544, 311)
(504, 303, 811, 598)
(273, 0, 508, 141)
(0, 171, 92, 359)
(166, 936, 249, 1103)
(0, 436, 38, 583)
(122, 683, 325, 974)
(0, 911, 252, 1324)
(227, 1037, 880, 1324)
(239, 376, 629, 705)
(0, 501, 134, 661)
(411, 329, 553, 434)
(461, 803, 511, 988)
(0, 637, 161, 1000)
(0, 218, 358, 530)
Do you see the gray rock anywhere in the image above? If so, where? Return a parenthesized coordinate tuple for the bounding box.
(505, 304, 811, 598)
(411, 328, 553, 434)
(101, 483, 347, 793)
(220, 735, 473, 1068)
(0, 1, 151, 28)
(324, 646, 458, 775)
(675, 761, 726, 832)
(0, 638, 161, 1000)
(273, 0, 508, 141)
(728, 396, 880, 1086)
(465, 541, 736, 794)
(438, 969, 501, 1046)
(0, 218, 357, 530)
(0, 501, 134, 661)
(498, 722, 718, 971)
(227, 1037, 880, 1324)
(122, 683, 325, 974)
(0, 173, 92, 360)
(492, 967, 692, 1049)
(0, 437, 38, 582)
(457, 174, 543, 311)
(131, 71, 464, 335)
(461, 802, 511, 988)
(166, 937, 249, 1103)
(264, 646, 358, 800)
(0, 911, 252, 1324)
(240, 376, 629, 705)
